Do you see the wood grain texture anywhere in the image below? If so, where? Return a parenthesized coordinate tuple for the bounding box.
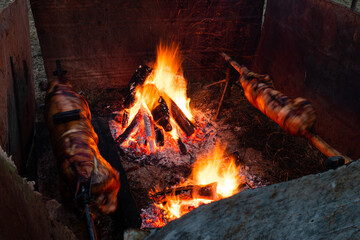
(30, 0, 264, 92)
(0, 0, 35, 173)
(253, 0, 360, 158)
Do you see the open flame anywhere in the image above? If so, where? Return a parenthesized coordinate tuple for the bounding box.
(191, 144, 241, 198)
(113, 42, 209, 155)
(152, 143, 244, 222)
(129, 42, 192, 125)
(146, 42, 192, 121)
(112, 42, 244, 227)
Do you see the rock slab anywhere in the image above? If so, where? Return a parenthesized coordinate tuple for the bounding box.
(147, 160, 360, 240)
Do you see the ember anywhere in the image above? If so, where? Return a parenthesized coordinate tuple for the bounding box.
(109, 42, 247, 228)
(110, 42, 213, 157)
(149, 143, 245, 222)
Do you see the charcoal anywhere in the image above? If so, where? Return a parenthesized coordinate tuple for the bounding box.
(152, 97, 172, 132)
(116, 111, 141, 144)
(169, 98, 196, 136)
(123, 64, 152, 109)
(154, 125, 165, 147)
(177, 137, 187, 155)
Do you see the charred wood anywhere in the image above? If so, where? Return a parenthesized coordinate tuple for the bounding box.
(169, 98, 195, 136)
(121, 110, 129, 128)
(149, 182, 218, 204)
(177, 137, 187, 155)
(116, 111, 141, 144)
(142, 108, 156, 153)
(154, 125, 165, 147)
(152, 97, 172, 132)
(123, 64, 152, 109)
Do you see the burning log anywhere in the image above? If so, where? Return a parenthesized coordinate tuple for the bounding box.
(141, 108, 156, 154)
(222, 52, 353, 164)
(154, 125, 165, 147)
(45, 79, 120, 214)
(177, 137, 187, 155)
(151, 97, 172, 132)
(142, 84, 172, 132)
(121, 110, 129, 128)
(141, 83, 195, 136)
(122, 64, 152, 128)
(149, 182, 218, 204)
(170, 98, 196, 136)
(115, 111, 141, 144)
(161, 92, 196, 136)
(123, 64, 153, 109)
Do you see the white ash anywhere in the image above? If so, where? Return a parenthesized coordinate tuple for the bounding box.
(109, 109, 218, 168)
(109, 107, 264, 228)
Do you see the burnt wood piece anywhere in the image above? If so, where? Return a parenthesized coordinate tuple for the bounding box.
(115, 111, 141, 144)
(152, 97, 172, 132)
(142, 108, 155, 153)
(123, 64, 152, 109)
(168, 98, 195, 136)
(177, 137, 187, 155)
(149, 182, 218, 204)
(154, 125, 164, 147)
(121, 110, 129, 128)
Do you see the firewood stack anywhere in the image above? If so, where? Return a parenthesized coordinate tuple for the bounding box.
(44, 79, 120, 214)
(116, 64, 196, 154)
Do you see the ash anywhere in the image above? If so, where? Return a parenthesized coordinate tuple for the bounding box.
(108, 109, 218, 169)
(108, 106, 266, 228)
(140, 205, 167, 229)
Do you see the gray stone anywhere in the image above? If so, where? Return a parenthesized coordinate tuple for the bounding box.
(0, 0, 14, 12)
(147, 160, 360, 240)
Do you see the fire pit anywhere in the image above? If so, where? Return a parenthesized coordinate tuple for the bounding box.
(2, 0, 359, 239)
(110, 43, 213, 156)
(108, 43, 253, 227)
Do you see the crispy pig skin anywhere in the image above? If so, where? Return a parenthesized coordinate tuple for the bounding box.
(241, 72, 316, 136)
(44, 80, 120, 214)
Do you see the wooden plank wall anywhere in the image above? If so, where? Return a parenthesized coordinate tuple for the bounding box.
(30, 0, 264, 93)
(0, 0, 35, 173)
(253, 0, 360, 158)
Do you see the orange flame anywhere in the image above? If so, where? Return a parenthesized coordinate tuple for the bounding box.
(120, 42, 195, 152)
(129, 42, 193, 123)
(153, 143, 243, 221)
(113, 42, 243, 226)
(191, 143, 241, 198)
(146, 42, 193, 121)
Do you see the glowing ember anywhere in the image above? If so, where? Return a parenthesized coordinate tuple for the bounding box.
(151, 143, 245, 222)
(146, 43, 192, 121)
(190, 143, 242, 198)
(110, 42, 245, 228)
(129, 42, 192, 125)
(112, 42, 209, 155)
